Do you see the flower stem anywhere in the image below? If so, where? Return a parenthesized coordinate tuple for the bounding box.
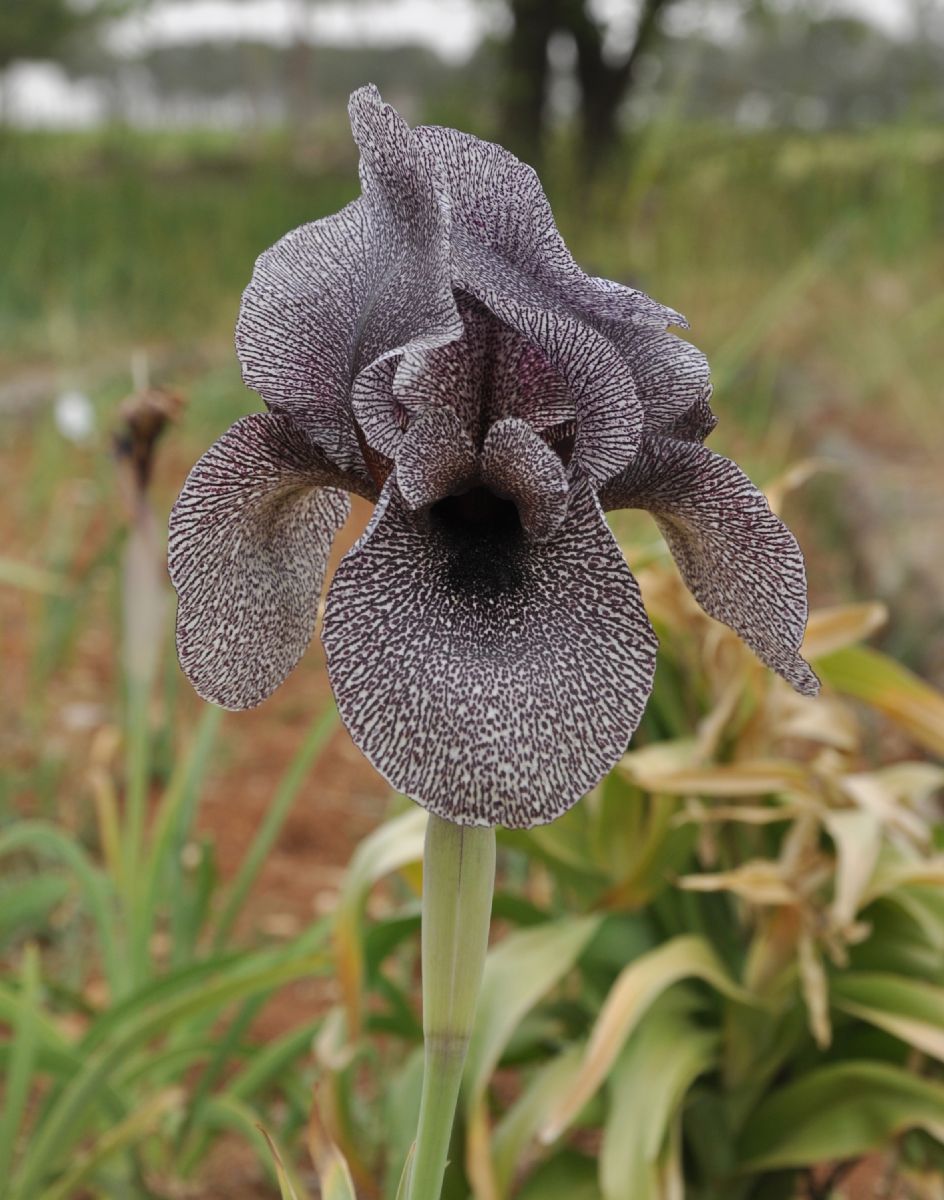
(407, 814, 496, 1200)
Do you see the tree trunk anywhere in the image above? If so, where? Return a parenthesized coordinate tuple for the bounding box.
(500, 0, 559, 165)
(574, 0, 670, 171)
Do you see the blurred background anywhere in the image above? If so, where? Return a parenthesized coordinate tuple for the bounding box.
(1, 2, 943, 1198)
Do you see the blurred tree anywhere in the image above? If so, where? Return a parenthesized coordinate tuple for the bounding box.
(0, 0, 85, 70)
(500, 0, 675, 168)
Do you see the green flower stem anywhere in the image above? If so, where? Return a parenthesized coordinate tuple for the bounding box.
(407, 814, 496, 1200)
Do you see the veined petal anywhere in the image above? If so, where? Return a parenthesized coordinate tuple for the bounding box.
(169, 413, 351, 709)
(414, 124, 680, 327)
(490, 303, 643, 486)
(321, 477, 657, 828)
(236, 86, 461, 470)
(618, 326, 712, 435)
(481, 418, 569, 542)
(356, 294, 573, 457)
(601, 438, 819, 695)
(395, 406, 477, 509)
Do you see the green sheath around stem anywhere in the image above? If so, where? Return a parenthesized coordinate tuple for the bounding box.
(407, 814, 496, 1200)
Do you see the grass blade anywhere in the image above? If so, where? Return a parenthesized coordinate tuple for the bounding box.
(213, 701, 338, 948)
(0, 945, 42, 1177)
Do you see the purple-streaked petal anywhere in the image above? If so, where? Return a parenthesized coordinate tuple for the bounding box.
(481, 418, 568, 542)
(355, 294, 573, 456)
(414, 124, 680, 328)
(665, 387, 718, 443)
(395, 406, 477, 509)
(617, 326, 712, 434)
(169, 413, 351, 709)
(321, 476, 657, 828)
(492, 304, 643, 486)
(351, 357, 405, 459)
(236, 86, 461, 470)
(601, 438, 819, 695)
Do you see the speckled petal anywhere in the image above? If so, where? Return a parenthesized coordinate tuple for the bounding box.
(619, 327, 712, 434)
(169, 413, 351, 709)
(414, 124, 681, 327)
(601, 438, 819, 695)
(490, 303, 643, 486)
(236, 86, 461, 469)
(355, 294, 574, 456)
(481, 418, 569, 542)
(321, 476, 657, 828)
(351, 357, 406, 459)
(395, 406, 477, 509)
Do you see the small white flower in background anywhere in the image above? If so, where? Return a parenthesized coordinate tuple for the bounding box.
(54, 390, 95, 443)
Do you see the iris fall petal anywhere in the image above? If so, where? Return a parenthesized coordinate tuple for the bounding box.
(601, 437, 820, 695)
(322, 476, 657, 827)
(169, 413, 351, 709)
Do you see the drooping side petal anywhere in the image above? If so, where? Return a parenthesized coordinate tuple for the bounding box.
(601, 438, 819, 695)
(481, 418, 569, 542)
(321, 477, 657, 828)
(169, 413, 352, 709)
(395, 406, 477, 509)
(236, 86, 461, 470)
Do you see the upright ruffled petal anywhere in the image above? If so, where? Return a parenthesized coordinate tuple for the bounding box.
(414, 124, 680, 327)
(615, 326, 712, 435)
(354, 294, 574, 458)
(321, 477, 657, 828)
(601, 438, 819, 695)
(169, 413, 352, 709)
(236, 86, 462, 470)
(493, 304, 642, 485)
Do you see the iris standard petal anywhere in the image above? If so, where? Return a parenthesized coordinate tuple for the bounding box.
(321, 476, 657, 828)
(600, 437, 820, 695)
(480, 418, 569, 542)
(617, 326, 712, 434)
(354, 294, 574, 458)
(235, 86, 461, 469)
(169, 413, 352, 709)
(491, 304, 643, 486)
(414, 124, 680, 328)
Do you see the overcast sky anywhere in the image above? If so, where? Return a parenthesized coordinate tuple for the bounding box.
(107, 0, 922, 62)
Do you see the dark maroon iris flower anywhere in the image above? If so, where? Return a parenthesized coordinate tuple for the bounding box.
(169, 86, 818, 829)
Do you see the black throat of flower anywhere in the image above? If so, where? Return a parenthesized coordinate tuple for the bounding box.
(428, 486, 527, 600)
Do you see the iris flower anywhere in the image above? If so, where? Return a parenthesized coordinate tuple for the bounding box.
(169, 86, 818, 829)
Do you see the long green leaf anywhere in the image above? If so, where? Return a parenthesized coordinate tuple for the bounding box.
(10, 950, 326, 1198)
(816, 644, 944, 756)
(333, 807, 427, 1039)
(600, 989, 719, 1200)
(0, 823, 124, 995)
(131, 703, 222, 982)
(542, 935, 752, 1141)
(213, 701, 338, 947)
(0, 946, 42, 1177)
(737, 1061, 944, 1169)
(462, 916, 601, 1198)
(491, 1044, 585, 1197)
(464, 916, 602, 1108)
(36, 1087, 184, 1200)
(832, 972, 944, 1063)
